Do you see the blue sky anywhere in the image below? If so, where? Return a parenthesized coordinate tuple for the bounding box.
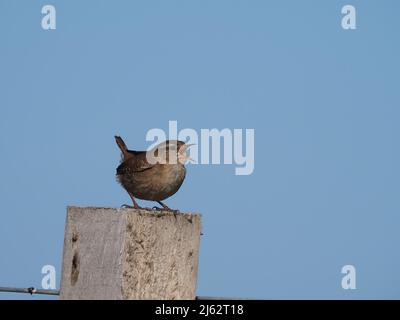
(0, 0, 399, 299)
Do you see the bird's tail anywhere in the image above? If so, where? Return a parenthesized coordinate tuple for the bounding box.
(115, 136, 130, 159)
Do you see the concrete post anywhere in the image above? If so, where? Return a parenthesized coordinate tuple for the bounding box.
(59, 206, 201, 300)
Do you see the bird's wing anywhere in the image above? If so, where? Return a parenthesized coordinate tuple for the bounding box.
(116, 151, 155, 174)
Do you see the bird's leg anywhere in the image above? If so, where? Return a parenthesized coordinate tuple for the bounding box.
(121, 193, 141, 209)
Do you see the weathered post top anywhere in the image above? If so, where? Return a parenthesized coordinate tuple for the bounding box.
(60, 206, 202, 300)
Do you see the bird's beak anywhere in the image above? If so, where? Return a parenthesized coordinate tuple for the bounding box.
(182, 143, 195, 151)
(179, 144, 196, 164)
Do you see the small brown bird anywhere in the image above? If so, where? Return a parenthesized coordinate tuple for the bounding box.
(115, 136, 193, 210)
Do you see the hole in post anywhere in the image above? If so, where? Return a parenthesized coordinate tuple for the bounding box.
(72, 233, 78, 243)
(71, 251, 80, 286)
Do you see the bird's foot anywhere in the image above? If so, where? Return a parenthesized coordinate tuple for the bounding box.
(152, 205, 180, 214)
(156, 201, 180, 212)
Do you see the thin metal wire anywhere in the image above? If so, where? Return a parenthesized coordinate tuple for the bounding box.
(0, 286, 60, 296)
